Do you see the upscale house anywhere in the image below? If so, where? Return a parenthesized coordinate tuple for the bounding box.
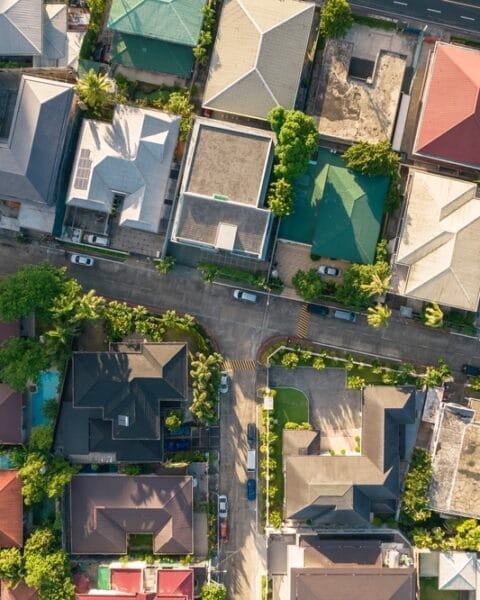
(284, 384, 416, 527)
(69, 474, 193, 555)
(170, 118, 274, 262)
(54, 343, 188, 463)
(413, 42, 480, 172)
(270, 534, 416, 600)
(392, 170, 480, 312)
(0, 470, 23, 549)
(0, 75, 74, 233)
(64, 105, 180, 238)
(202, 0, 315, 121)
(108, 0, 206, 81)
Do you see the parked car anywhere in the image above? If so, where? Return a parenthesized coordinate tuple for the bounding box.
(219, 519, 228, 543)
(334, 309, 357, 322)
(318, 265, 342, 277)
(233, 289, 258, 303)
(462, 364, 480, 376)
(220, 372, 229, 394)
(70, 254, 95, 267)
(84, 233, 109, 247)
(247, 478, 256, 501)
(307, 304, 329, 316)
(247, 423, 256, 448)
(218, 494, 228, 519)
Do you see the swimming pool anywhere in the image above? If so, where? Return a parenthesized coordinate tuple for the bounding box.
(31, 370, 60, 427)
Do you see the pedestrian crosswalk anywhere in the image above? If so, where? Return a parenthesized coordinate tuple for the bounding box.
(223, 359, 257, 372)
(296, 304, 310, 338)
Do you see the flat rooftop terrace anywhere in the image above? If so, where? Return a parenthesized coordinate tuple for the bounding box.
(184, 119, 274, 206)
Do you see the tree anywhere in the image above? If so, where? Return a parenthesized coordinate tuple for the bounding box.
(267, 178, 294, 217)
(0, 263, 68, 321)
(165, 412, 182, 431)
(360, 269, 391, 297)
(343, 140, 399, 178)
(320, 0, 353, 38)
(18, 453, 79, 505)
(0, 337, 49, 392)
(163, 92, 194, 140)
(156, 256, 175, 274)
(75, 68, 111, 111)
(469, 377, 480, 391)
(292, 269, 325, 301)
(335, 253, 391, 309)
(423, 302, 444, 329)
(367, 303, 392, 329)
(24, 528, 56, 556)
(312, 356, 326, 370)
(104, 301, 135, 341)
(347, 375, 365, 389)
(201, 582, 227, 600)
(421, 359, 451, 388)
(190, 352, 224, 423)
(400, 448, 432, 524)
(29, 425, 54, 454)
(281, 352, 299, 369)
(0, 548, 23, 587)
(45, 457, 80, 499)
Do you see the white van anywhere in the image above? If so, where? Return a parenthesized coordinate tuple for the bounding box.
(334, 309, 357, 322)
(233, 289, 258, 303)
(247, 450, 256, 472)
(84, 233, 109, 247)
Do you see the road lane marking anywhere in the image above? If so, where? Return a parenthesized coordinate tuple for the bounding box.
(442, 0, 480, 10)
(393, 1, 408, 5)
(427, 7, 442, 12)
(460, 14, 476, 18)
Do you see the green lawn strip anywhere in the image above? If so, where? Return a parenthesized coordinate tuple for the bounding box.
(353, 14, 397, 30)
(62, 242, 130, 260)
(128, 532, 153, 551)
(163, 327, 201, 355)
(270, 387, 309, 513)
(420, 578, 460, 600)
(450, 35, 480, 49)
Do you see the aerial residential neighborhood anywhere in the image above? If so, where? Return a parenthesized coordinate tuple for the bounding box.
(1, 0, 480, 599)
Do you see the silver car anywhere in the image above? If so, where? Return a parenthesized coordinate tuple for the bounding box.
(218, 494, 228, 519)
(70, 254, 95, 267)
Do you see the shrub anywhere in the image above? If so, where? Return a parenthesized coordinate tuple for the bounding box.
(165, 412, 182, 431)
(347, 375, 365, 389)
(281, 352, 299, 369)
(400, 448, 432, 524)
(269, 511, 283, 529)
(320, 0, 353, 38)
(292, 269, 325, 301)
(155, 256, 175, 274)
(122, 464, 142, 476)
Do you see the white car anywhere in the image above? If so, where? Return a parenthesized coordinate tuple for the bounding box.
(218, 494, 228, 519)
(70, 254, 95, 267)
(220, 372, 229, 394)
(318, 265, 341, 277)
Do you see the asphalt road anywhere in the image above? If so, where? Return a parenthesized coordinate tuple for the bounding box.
(351, 0, 480, 32)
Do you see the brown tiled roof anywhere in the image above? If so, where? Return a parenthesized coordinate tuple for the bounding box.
(0, 471, 23, 548)
(0, 385, 22, 445)
(0, 322, 19, 345)
(70, 475, 193, 555)
(1, 581, 37, 600)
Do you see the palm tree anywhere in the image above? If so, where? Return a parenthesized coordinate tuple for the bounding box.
(75, 69, 111, 111)
(423, 302, 443, 328)
(72, 290, 105, 323)
(360, 270, 391, 297)
(367, 303, 392, 329)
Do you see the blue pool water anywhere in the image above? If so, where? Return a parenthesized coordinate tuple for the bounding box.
(31, 370, 60, 427)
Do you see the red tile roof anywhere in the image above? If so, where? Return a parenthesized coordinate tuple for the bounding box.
(0, 385, 22, 445)
(1, 581, 37, 600)
(414, 42, 480, 169)
(111, 569, 142, 594)
(156, 570, 193, 600)
(0, 471, 23, 548)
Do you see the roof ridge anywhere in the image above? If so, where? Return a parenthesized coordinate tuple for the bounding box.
(109, 0, 147, 27)
(203, 67, 257, 106)
(170, 1, 197, 45)
(3, 0, 42, 54)
(236, 0, 262, 34)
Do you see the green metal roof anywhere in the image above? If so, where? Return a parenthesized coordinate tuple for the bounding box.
(279, 149, 388, 264)
(108, 0, 206, 47)
(110, 32, 194, 77)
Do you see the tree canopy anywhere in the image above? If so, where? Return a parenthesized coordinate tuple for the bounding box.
(343, 140, 399, 178)
(0, 548, 23, 588)
(0, 337, 49, 392)
(201, 582, 227, 600)
(320, 0, 353, 38)
(292, 269, 325, 302)
(267, 178, 294, 217)
(75, 68, 111, 111)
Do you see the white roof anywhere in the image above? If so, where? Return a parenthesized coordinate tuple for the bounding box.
(395, 170, 480, 311)
(203, 0, 314, 120)
(42, 4, 67, 63)
(438, 552, 478, 591)
(66, 105, 180, 233)
(0, 0, 42, 55)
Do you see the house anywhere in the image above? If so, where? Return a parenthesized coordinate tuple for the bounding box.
(284, 385, 416, 526)
(0, 75, 74, 234)
(69, 474, 193, 555)
(171, 118, 274, 261)
(270, 534, 416, 600)
(0, 0, 68, 67)
(317, 27, 407, 145)
(429, 403, 480, 519)
(64, 105, 180, 236)
(392, 170, 480, 312)
(0, 582, 37, 600)
(54, 343, 188, 463)
(75, 564, 193, 599)
(279, 148, 388, 264)
(108, 0, 206, 80)
(413, 42, 480, 171)
(438, 552, 479, 592)
(0, 322, 22, 445)
(202, 0, 315, 121)
(0, 470, 23, 548)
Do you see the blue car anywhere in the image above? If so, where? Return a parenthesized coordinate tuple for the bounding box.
(247, 478, 256, 501)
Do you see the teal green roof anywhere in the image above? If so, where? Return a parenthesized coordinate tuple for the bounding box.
(279, 149, 388, 264)
(108, 0, 206, 47)
(110, 32, 194, 77)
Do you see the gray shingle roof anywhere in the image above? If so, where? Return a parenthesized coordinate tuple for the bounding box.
(0, 0, 42, 56)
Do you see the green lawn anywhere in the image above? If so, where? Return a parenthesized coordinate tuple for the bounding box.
(420, 579, 460, 600)
(128, 533, 153, 551)
(270, 388, 309, 514)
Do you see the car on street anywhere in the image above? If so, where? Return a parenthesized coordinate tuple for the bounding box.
(307, 303, 329, 316)
(247, 423, 256, 448)
(233, 289, 258, 303)
(220, 372, 229, 394)
(70, 254, 95, 267)
(318, 265, 341, 277)
(219, 519, 228, 543)
(218, 494, 228, 519)
(462, 364, 480, 376)
(247, 478, 256, 501)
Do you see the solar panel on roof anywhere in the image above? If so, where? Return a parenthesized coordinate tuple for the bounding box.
(73, 148, 92, 190)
